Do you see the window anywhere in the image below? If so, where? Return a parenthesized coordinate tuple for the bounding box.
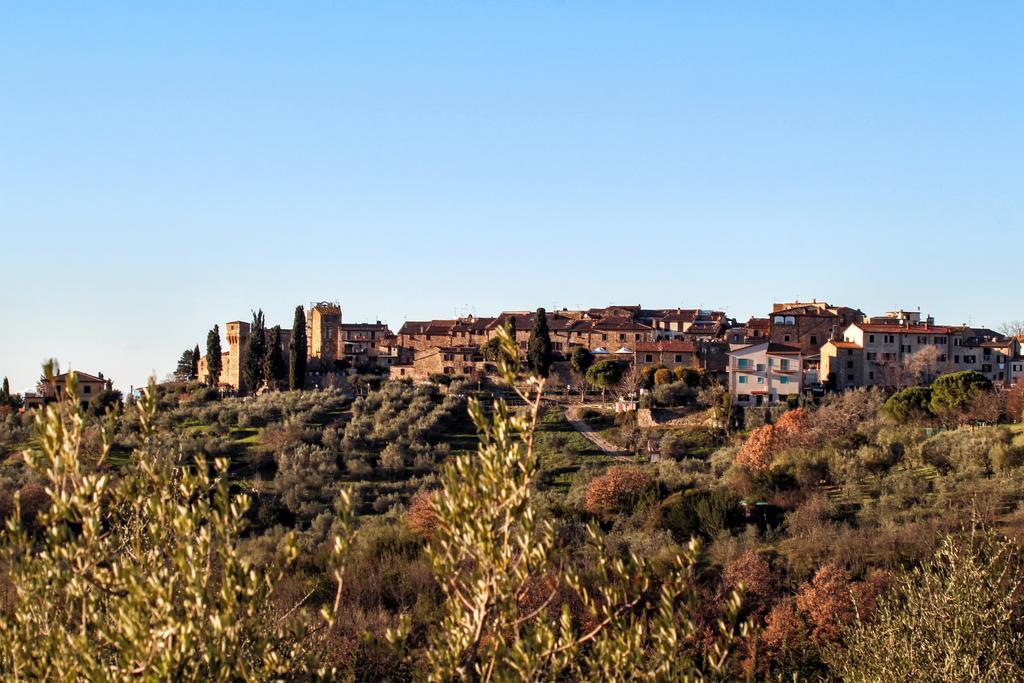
(674, 354, 682, 363)
(784, 335, 792, 342)
(918, 336, 927, 344)
(847, 374, 855, 382)
(463, 367, 471, 374)
(757, 376, 764, 384)
(847, 349, 853, 356)
(869, 335, 875, 343)
(866, 352, 877, 361)
(443, 353, 453, 361)
(780, 376, 789, 385)
(635, 334, 641, 341)
(810, 335, 818, 345)
(901, 345, 911, 353)
(601, 334, 608, 341)
(768, 358, 774, 367)
(619, 334, 626, 341)
(847, 360, 854, 369)
(84, 385, 92, 394)
(645, 354, 653, 362)
(738, 359, 750, 369)
(739, 376, 748, 384)
(955, 355, 960, 363)
(885, 335, 895, 344)
(444, 367, 454, 374)
(738, 394, 749, 402)
(756, 363, 765, 372)
(868, 371, 874, 380)
(780, 359, 790, 371)
(935, 337, 945, 344)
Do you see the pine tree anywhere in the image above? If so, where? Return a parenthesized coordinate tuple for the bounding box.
(264, 326, 286, 391)
(206, 325, 222, 387)
(191, 344, 200, 381)
(527, 307, 553, 378)
(174, 349, 195, 382)
(242, 309, 267, 394)
(289, 306, 307, 391)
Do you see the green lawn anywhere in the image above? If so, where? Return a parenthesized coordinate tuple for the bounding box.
(534, 409, 610, 492)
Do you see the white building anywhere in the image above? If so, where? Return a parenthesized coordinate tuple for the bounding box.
(727, 342, 803, 406)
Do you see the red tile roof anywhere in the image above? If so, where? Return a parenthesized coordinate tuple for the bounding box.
(634, 340, 698, 353)
(855, 323, 962, 334)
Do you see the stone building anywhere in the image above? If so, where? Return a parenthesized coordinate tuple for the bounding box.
(389, 346, 484, 382)
(198, 300, 393, 392)
(767, 301, 863, 357)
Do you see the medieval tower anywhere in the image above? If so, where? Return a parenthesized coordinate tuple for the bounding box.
(310, 302, 342, 363)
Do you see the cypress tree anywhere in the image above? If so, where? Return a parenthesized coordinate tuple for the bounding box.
(191, 344, 201, 381)
(1, 376, 9, 404)
(242, 309, 267, 394)
(206, 325, 222, 387)
(289, 306, 307, 390)
(265, 326, 286, 391)
(527, 307, 553, 377)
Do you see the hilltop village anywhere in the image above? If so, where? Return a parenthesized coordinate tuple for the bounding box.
(192, 299, 1024, 406)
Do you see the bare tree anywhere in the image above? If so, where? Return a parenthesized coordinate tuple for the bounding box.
(999, 321, 1024, 338)
(902, 346, 943, 387)
(616, 363, 644, 401)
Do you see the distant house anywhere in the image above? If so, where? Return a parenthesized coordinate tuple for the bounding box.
(23, 370, 113, 410)
(727, 343, 803, 406)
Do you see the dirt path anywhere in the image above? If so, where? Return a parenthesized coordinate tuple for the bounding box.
(564, 406, 633, 461)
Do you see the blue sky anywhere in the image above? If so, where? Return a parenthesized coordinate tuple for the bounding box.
(1, 2, 1021, 392)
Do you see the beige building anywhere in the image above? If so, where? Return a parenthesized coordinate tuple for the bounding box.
(727, 342, 803, 406)
(23, 370, 113, 410)
(389, 346, 483, 382)
(820, 315, 1022, 390)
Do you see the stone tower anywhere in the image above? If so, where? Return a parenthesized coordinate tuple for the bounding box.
(225, 320, 251, 392)
(310, 302, 342, 363)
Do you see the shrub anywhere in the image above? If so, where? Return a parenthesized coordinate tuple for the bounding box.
(406, 490, 439, 538)
(0, 378, 350, 679)
(653, 368, 673, 386)
(379, 442, 409, 472)
(274, 444, 340, 519)
(723, 550, 774, 611)
(829, 531, 1024, 681)
(346, 458, 374, 478)
(584, 465, 650, 517)
(990, 443, 1024, 472)
(651, 381, 696, 407)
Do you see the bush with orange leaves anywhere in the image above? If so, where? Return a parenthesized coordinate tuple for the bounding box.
(759, 564, 890, 677)
(583, 465, 650, 517)
(405, 490, 439, 539)
(723, 550, 774, 613)
(734, 408, 809, 473)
